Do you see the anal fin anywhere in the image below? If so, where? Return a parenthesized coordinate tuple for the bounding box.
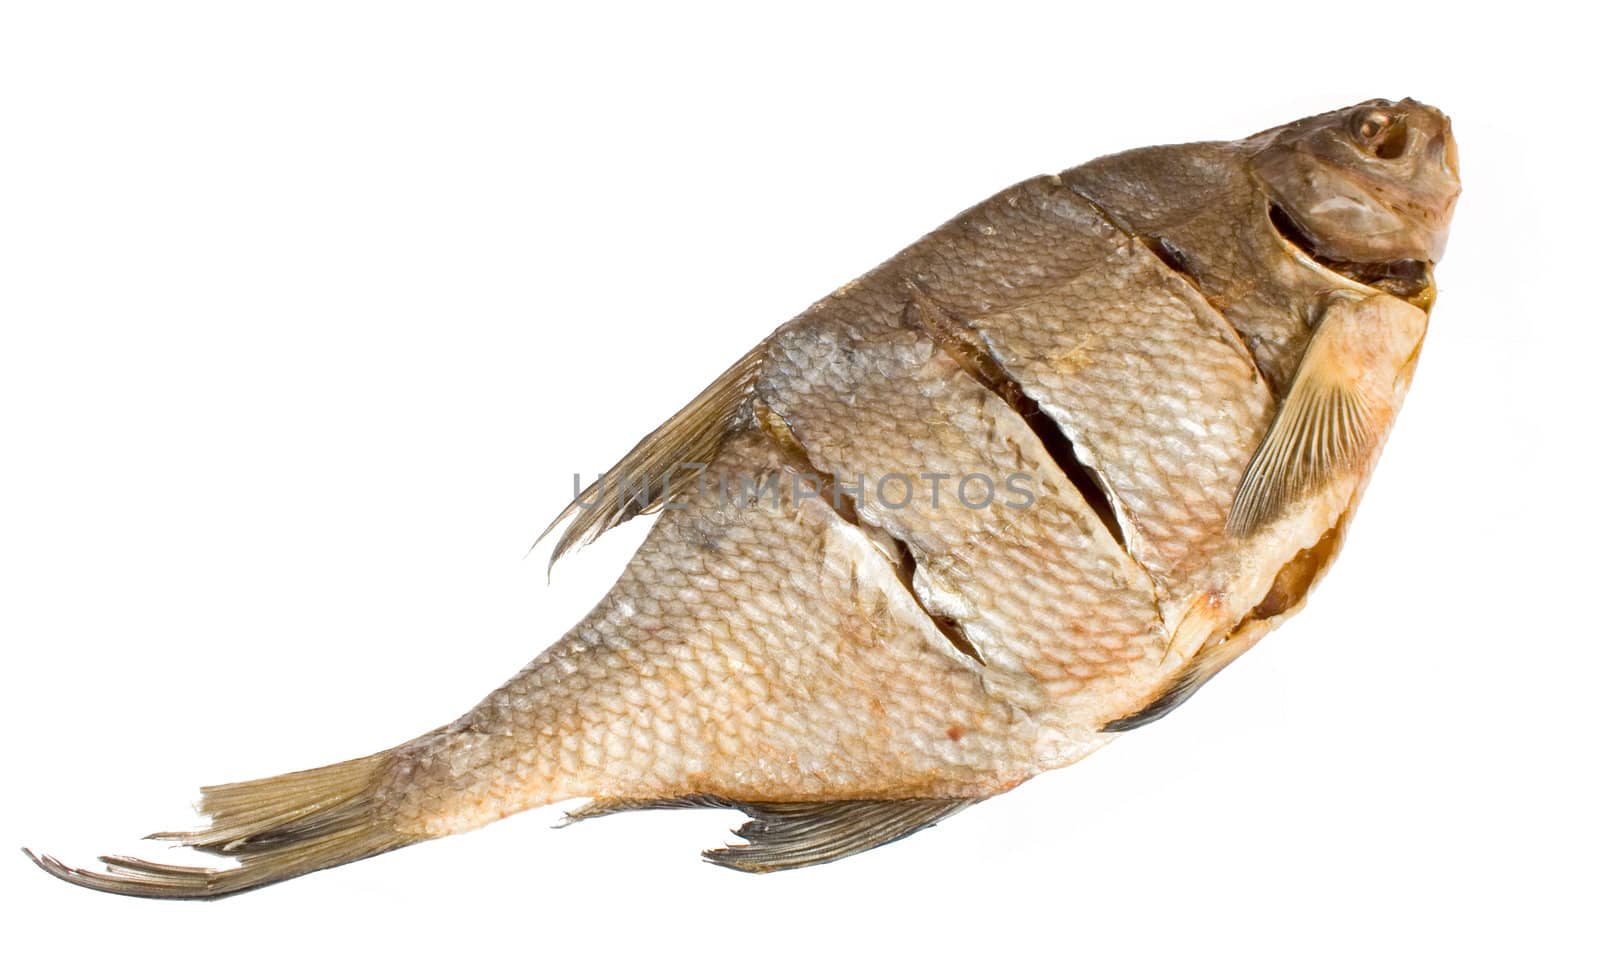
(563, 795, 976, 873)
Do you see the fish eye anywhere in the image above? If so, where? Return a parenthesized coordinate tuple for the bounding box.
(1351, 110, 1408, 160)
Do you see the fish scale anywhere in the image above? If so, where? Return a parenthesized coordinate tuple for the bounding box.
(384, 429, 1038, 839)
(27, 98, 1459, 895)
(968, 241, 1274, 594)
(758, 313, 1166, 727)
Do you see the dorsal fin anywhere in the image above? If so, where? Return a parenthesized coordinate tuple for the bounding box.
(562, 795, 975, 873)
(541, 346, 765, 563)
(1227, 306, 1378, 535)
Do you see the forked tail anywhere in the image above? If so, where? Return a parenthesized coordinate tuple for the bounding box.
(24, 750, 414, 899)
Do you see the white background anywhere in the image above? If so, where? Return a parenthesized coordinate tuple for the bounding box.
(2, 2, 1594, 970)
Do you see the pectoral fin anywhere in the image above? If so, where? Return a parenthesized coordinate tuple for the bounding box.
(1227, 305, 1377, 535)
(564, 795, 976, 873)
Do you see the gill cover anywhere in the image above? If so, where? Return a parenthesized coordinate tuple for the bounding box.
(1249, 98, 1461, 266)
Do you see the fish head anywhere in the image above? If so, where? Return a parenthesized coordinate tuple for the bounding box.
(1248, 98, 1460, 291)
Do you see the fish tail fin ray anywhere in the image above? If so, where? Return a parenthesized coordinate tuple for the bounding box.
(24, 750, 412, 899)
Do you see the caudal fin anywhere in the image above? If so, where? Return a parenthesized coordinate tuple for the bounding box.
(24, 750, 414, 899)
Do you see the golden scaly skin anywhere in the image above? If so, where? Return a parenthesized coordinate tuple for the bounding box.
(27, 98, 1460, 896)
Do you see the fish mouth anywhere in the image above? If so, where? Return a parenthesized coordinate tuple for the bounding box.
(1268, 203, 1435, 310)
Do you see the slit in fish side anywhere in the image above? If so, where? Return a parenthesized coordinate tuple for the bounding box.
(900, 289, 1129, 552)
(752, 398, 987, 666)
